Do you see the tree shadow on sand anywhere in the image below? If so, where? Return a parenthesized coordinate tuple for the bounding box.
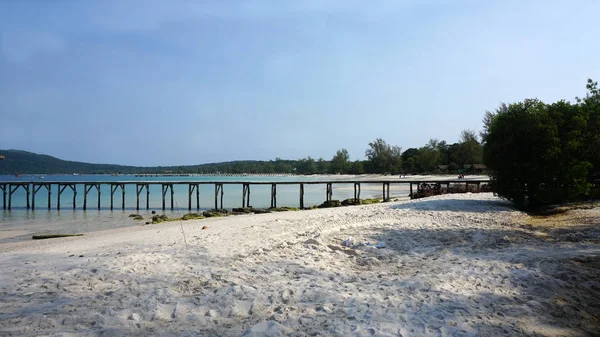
(391, 197, 515, 213)
(358, 202, 600, 336)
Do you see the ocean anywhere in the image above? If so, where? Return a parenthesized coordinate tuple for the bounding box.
(0, 174, 410, 242)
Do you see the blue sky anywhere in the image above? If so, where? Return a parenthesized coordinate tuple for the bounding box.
(1, 0, 598, 166)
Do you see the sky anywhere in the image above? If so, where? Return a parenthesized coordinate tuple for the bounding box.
(0, 0, 598, 166)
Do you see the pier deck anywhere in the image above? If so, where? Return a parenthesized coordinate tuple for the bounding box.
(0, 179, 490, 211)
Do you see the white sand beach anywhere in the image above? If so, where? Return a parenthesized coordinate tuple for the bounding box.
(1, 193, 599, 336)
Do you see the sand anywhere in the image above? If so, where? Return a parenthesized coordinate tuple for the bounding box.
(1, 193, 598, 336)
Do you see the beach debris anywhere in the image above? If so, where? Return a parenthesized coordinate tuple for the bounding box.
(145, 222, 151, 225)
(252, 208, 272, 214)
(181, 213, 205, 220)
(269, 206, 300, 212)
(132, 215, 144, 220)
(341, 236, 354, 247)
(128, 214, 141, 218)
(318, 200, 342, 208)
(232, 207, 254, 214)
(202, 210, 230, 217)
(32, 234, 83, 240)
(151, 210, 157, 214)
(375, 241, 386, 249)
(202, 225, 208, 230)
(151, 214, 169, 223)
(341, 198, 381, 206)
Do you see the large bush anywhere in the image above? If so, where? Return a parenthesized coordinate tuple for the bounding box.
(482, 80, 599, 208)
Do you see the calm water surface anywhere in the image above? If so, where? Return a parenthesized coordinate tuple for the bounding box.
(0, 175, 410, 242)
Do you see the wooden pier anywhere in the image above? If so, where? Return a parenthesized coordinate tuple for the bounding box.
(0, 179, 490, 211)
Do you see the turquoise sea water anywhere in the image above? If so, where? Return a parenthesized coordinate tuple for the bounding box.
(0, 175, 410, 242)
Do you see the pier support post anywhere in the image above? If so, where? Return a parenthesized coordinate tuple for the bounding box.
(270, 184, 277, 208)
(354, 183, 361, 202)
(47, 185, 51, 209)
(57, 184, 75, 210)
(242, 184, 251, 208)
(8, 184, 30, 210)
(110, 184, 117, 210)
(58, 184, 64, 210)
(188, 184, 194, 210)
(110, 184, 125, 210)
(146, 184, 150, 210)
(84, 184, 91, 210)
(162, 184, 167, 211)
(97, 184, 101, 210)
(409, 183, 413, 198)
(196, 184, 200, 210)
(299, 183, 304, 209)
(214, 184, 223, 210)
(136, 184, 145, 211)
(326, 183, 333, 202)
(170, 184, 174, 210)
(161, 184, 174, 210)
(1, 184, 6, 210)
(32, 184, 47, 210)
(83, 184, 101, 210)
(384, 183, 390, 201)
(71, 185, 77, 209)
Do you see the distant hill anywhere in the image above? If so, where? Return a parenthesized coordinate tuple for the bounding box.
(0, 150, 307, 175)
(0, 150, 144, 174)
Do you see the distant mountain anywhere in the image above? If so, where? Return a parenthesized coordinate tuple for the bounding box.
(0, 150, 309, 175)
(0, 150, 143, 174)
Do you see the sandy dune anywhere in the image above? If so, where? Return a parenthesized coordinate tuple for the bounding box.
(1, 193, 598, 336)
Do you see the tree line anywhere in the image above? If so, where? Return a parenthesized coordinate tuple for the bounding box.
(483, 79, 599, 208)
(0, 131, 484, 175)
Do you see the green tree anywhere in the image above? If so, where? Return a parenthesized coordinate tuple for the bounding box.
(316, 158, 330, 174)
(401, 148, 419, 173)
(349, 160, 365, 175)
(365, 138, 402, 174)
(417, 139, 441, 172)
(483, 84, 594, 208)
(577, 79, 600, 197)
(330, 149, 350, 174)
(457, 130, 483, 168)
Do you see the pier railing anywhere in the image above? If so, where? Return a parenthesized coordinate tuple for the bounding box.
(0, 179, 491, 211)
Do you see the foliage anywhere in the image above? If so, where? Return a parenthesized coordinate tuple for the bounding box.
(417, 139, 441, 172)
(341, 198, 381, 206)
(410, 183, 491, 200)
(456, 130, 483, 167)
(181, 213, 205, 220)
(2, 133, 483, 176)
(401, 148, 419, 173)
(365, 138, 402, 174)
(348, 160, 365, 175)
(317, 200, 342, 208)
(316, 158, 330, 175)
(330, 149, 350, 174)
(483, 80, 599, 208)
